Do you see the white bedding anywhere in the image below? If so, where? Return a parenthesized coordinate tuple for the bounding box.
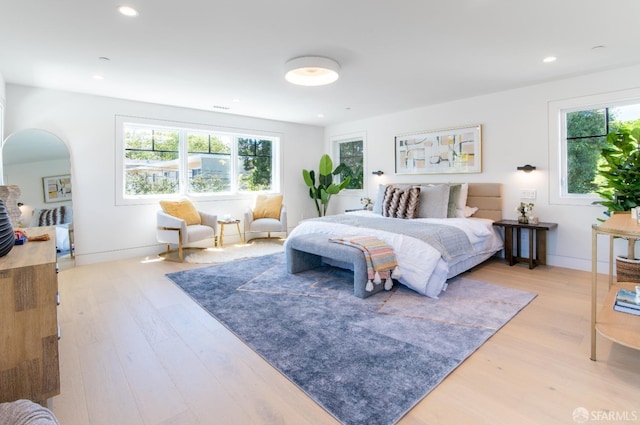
(286, 211, 504, 298)
(55, 224, 71, 252)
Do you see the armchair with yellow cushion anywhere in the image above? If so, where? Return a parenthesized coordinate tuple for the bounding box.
(157, 199, 218, 262)
(243, 194, 287, 242)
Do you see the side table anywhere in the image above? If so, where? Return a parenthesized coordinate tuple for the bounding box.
(492, 220, 558, 269)
(217, 219, 243, 247)
(591, 212, 640, 360)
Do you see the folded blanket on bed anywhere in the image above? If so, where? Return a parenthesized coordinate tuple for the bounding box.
(311, 214, 471, 261)
(330, 235, 401, 292)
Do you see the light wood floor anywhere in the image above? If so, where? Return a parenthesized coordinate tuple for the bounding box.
(48, 256, 640, 425)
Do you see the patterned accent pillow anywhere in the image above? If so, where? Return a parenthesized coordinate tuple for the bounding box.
(36, 206, 69, 226)
(382, 186, 420, 219)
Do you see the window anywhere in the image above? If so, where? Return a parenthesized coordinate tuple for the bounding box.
(116, 116, 280, 204)
(332, 133, 365, 191)
(565, 104, 640, 196)
(549, 90, 640, 205)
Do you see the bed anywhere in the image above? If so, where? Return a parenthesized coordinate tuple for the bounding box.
(285, 183, 503, 298)
(28, 205, 73, 253)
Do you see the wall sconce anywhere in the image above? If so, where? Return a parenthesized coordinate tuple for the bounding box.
(372, 170, 384, 176)
(517, 164, 536, 173)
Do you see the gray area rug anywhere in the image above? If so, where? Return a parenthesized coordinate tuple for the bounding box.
(166, 253, 536, 425)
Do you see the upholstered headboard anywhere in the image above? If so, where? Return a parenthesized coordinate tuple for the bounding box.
(384, 182, 503, 221)
(466, 183, 502, 221)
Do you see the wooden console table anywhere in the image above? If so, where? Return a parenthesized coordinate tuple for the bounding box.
(492, 220, 557, 269)
(591, 212, 640, 360)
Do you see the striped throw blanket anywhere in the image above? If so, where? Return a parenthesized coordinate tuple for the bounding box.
(329, 235, 401, 292)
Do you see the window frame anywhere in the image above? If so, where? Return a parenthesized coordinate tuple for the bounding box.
(331, 132, 366, 194)
(549, 89, 640, 206)
(115, 115, 282, 206)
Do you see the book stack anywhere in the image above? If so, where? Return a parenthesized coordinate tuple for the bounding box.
(614, 288, 640, 316)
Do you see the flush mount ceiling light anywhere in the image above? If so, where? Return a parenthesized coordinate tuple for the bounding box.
(285, 56, 340, 86)
(118, 5, 139, 16)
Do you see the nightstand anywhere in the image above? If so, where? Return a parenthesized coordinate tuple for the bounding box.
(492, 220, 558, 269)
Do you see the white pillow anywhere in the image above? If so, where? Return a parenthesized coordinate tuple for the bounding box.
(455, 205, 478, 218)
(457, 183, 469, 210)
(372, 184, 388, 215)
(417, 184, 449, 218)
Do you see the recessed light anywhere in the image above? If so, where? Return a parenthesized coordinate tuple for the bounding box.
(592, 45, 606, 51)
(98, 56, 111, 62)
(317, 113, 325, 118)
(543, 56, 557, 63)
(212, 105, 230, 110)
(232, 98, 240, 103)
(118, 5, 139, 16)
(92, 74, 104, 80)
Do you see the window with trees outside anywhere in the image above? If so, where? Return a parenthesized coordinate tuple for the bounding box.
(332, 133, 365, 191)
(565, 103, 640, 195)
(116, 117, 280, 203)
(553, 99, 640, 204)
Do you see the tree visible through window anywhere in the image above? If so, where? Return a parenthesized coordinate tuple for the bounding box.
(187, 132, 232, 193)
(238, 138, 273, 191)
(122, 121, 278, 198)
(124, 127, 180, 196)
(337, 139, 364, 190)
(565, 103, 640, 195)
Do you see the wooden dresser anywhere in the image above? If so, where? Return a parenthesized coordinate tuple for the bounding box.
(0, 227, 60, 403)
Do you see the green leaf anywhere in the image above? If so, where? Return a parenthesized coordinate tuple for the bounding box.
(320, 188, 329, 204)
(325, 183, 340, 195)
(337, 176, 351, 190)
(318, 154, 333, 176)
(302, 169, 314, 187)
(333, 163, 349, 175)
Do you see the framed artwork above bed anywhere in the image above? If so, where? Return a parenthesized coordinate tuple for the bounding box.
(395, 124, 482, 174)
(43, 174, 72, 203)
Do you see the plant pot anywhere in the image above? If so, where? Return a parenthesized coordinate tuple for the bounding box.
(615, 256, 640, 283)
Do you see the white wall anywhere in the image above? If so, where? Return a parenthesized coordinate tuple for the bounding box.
(4, 85, 324, 264)
(326, 64, 640, 273)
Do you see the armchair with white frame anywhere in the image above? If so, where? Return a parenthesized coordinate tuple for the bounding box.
(243, 194, 287, 242)
(156, 200, 218, 262)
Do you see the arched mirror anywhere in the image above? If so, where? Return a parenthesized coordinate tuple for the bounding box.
(2, 128, 74, 268)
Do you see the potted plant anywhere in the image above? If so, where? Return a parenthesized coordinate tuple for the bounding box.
(594, 123, 640, 217)
(302, 154, 351, 216)
(594, 123, 640, 278)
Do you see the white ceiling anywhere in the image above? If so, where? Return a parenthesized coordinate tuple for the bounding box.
(1, 0, 639, 127)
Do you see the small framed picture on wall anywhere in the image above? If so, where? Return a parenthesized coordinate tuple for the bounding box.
(43, 174, 72, 203)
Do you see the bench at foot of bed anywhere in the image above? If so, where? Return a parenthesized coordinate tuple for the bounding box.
(285, 233, 387, 299)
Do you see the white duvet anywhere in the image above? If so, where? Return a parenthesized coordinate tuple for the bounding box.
(286, 211, 504, 298)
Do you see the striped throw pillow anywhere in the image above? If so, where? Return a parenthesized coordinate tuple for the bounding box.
(382, 186, 420, 219)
